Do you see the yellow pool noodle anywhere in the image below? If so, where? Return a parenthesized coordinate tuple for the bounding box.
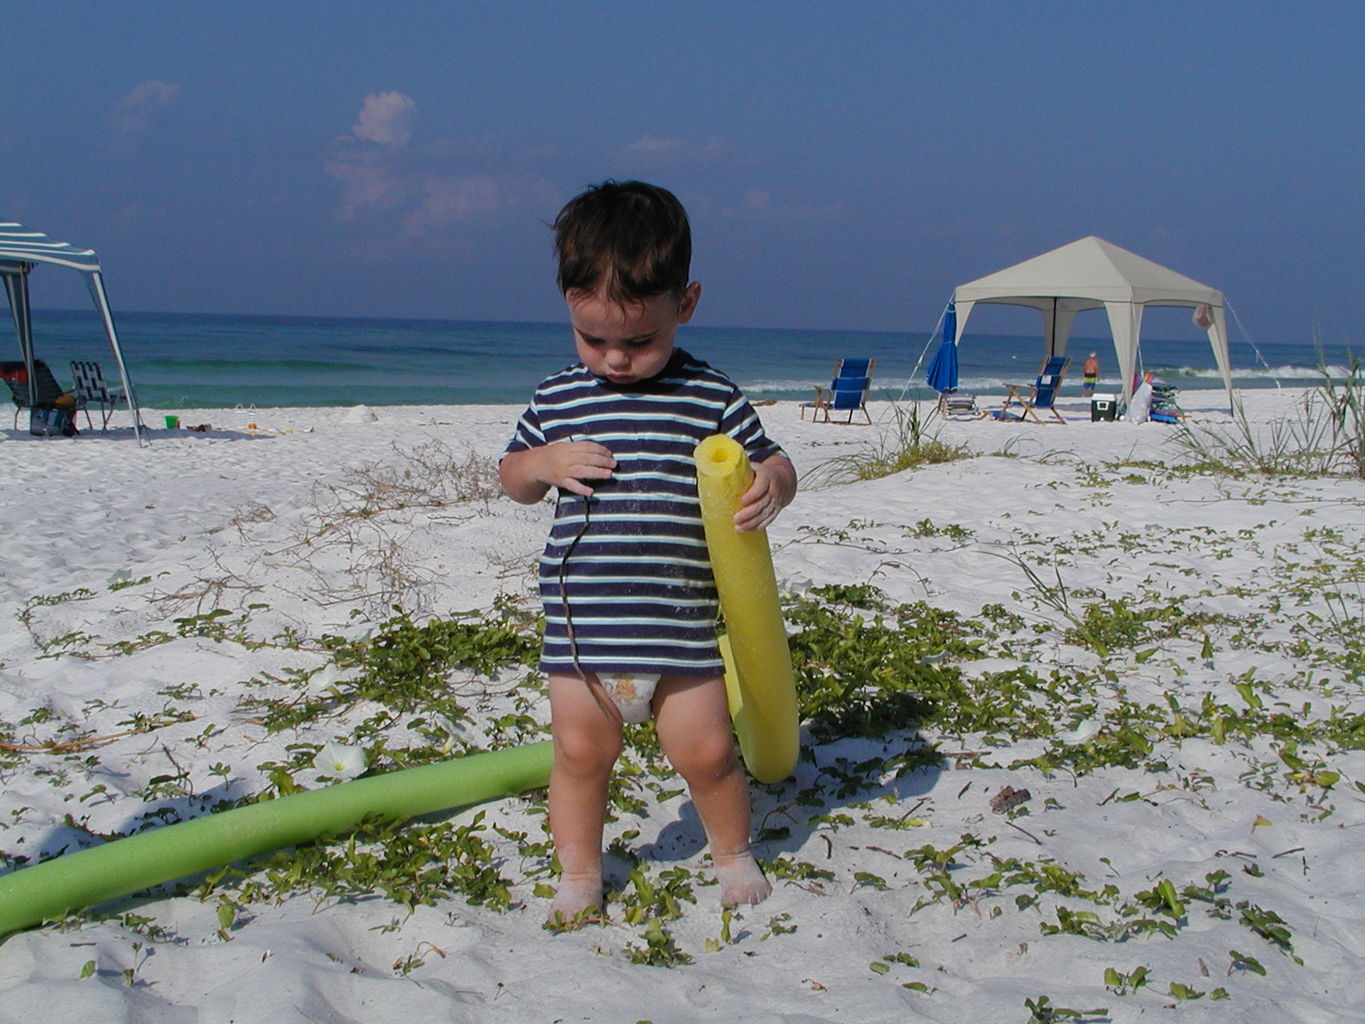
(694, 434, 799, 783)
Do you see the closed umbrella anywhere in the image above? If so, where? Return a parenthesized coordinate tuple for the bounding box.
(925, 302, 959, 393)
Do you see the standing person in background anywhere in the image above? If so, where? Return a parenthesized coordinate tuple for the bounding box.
(1082, 351, 1100, 396)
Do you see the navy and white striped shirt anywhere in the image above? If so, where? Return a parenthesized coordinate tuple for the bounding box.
(505, 348, 786, 676)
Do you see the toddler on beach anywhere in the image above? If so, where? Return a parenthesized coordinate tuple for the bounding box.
(499, 181, 797, 925)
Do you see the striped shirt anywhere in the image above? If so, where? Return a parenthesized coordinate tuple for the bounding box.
(504, 348, 786, 676)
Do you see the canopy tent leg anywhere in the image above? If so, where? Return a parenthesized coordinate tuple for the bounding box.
(2, 267, 38, 408)
(85, 272, 145, 445)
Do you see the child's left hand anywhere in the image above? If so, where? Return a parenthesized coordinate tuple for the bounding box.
(733, 456, 797, 533)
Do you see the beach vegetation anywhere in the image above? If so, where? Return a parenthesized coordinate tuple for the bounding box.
(761, 912, 797, 938)
(6, 432, 1359, 1003)
(763, 856, 836, 888)
(904, 517, 974, 543)
(870, 951, 932, 992)
(806, 402, 972, 485)
(335, 440, 504, 510)
(1172, 392, 1338, 475)
(235, 601, 538, 748)
(193, 809, 517, 923)
(615, 865, 698, 927)
(775, 579, 1360, 821)
(1102, 964, 1150, 995)
(623, 916, 693, 966)
(1171, 358, 1365, 478)
(156, 440, 509, 621)
(1318, 353, 1365, 477)
(1023, 995, 1109, 1023)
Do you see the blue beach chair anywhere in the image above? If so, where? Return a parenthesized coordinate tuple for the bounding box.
(998, 355, 1069, 424)
(802, 357, 875, 424)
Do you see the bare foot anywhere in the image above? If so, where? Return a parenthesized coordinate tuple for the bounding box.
(546, 874, 603, 928)
(714, 849, 772, 906)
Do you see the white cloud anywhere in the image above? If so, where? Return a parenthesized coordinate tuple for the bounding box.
(351, 91, 416, 147)
(113, 79, 180, 139)
(326, 94, 557, 248)
(619, 135, 736, 166)
(325, 149, 414, 219)
(745, 189, 772, 210)
(401, 174, 501, 236)
(736, 188, 850, 225)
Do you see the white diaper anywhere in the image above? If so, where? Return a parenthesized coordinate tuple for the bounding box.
(600, 672, 661, 723)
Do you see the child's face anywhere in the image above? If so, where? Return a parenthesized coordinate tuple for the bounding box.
(567, 283, 700, 386)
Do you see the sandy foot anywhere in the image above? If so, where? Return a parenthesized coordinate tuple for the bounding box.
(714, 849, 772, 906)
(547, 874, 604, 926)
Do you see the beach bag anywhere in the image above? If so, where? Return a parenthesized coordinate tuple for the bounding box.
(30, 405, 77, 437)
(1125, 381, 1152, 425)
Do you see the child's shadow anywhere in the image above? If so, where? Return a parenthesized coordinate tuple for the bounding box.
(632, 725, 943, 867)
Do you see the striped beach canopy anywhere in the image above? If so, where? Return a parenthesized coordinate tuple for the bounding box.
(1, 219, 143, 441)
(0, 221, 103, 273)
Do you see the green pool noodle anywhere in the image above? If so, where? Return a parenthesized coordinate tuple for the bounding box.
(0, 740, 553, 938)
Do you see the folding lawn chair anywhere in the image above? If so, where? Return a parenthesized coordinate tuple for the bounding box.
(801, 357, 875, 424)
(1, 359, 84, 435)
(937, 391, 984, 420)
(998, 355, 1069, 424)
(70, 360, 127, 430)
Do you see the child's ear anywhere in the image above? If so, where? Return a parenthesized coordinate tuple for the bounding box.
(677, 281, 702, 324)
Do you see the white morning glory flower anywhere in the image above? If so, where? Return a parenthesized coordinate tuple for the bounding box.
(307, 664, 341, 692)
(432, 715, 477, 754)
(1057, 719, 1101, 745)
(313, 742, 366, 779)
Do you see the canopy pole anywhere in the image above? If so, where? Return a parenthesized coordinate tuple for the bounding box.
(3, 266, 38, 408)
(898, 302, 950, 403)
(85, 272, 145, 445)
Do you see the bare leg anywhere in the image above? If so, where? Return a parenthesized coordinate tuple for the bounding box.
(546, 673, 623, 924)
(653, 675, 772, 906)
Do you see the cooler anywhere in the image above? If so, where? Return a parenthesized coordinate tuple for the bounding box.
(1091, 394, 1118, 421)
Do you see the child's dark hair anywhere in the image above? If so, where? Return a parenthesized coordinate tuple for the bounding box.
(554, 181, 691, 303)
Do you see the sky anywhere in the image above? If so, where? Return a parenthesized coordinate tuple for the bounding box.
(3, 1, 1361, 345)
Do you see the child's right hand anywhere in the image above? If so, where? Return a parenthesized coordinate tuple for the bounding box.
(534, 439, 617, 497)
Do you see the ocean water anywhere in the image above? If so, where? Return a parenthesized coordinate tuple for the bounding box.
(9, 308, 1355, 410)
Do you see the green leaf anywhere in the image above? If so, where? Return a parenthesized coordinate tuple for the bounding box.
(1157, 879, 1185, 917)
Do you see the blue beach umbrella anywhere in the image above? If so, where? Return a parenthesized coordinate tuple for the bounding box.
(925, 302, 959, 393)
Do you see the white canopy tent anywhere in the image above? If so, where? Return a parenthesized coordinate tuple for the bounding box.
(1, 219, 144, 442)
(951, 236, 1234, 407)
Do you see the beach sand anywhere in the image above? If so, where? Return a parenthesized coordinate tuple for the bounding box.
(1, 389, 1361, 1022)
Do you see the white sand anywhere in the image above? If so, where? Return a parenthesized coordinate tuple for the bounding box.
(1, 389, 1361, 1022)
